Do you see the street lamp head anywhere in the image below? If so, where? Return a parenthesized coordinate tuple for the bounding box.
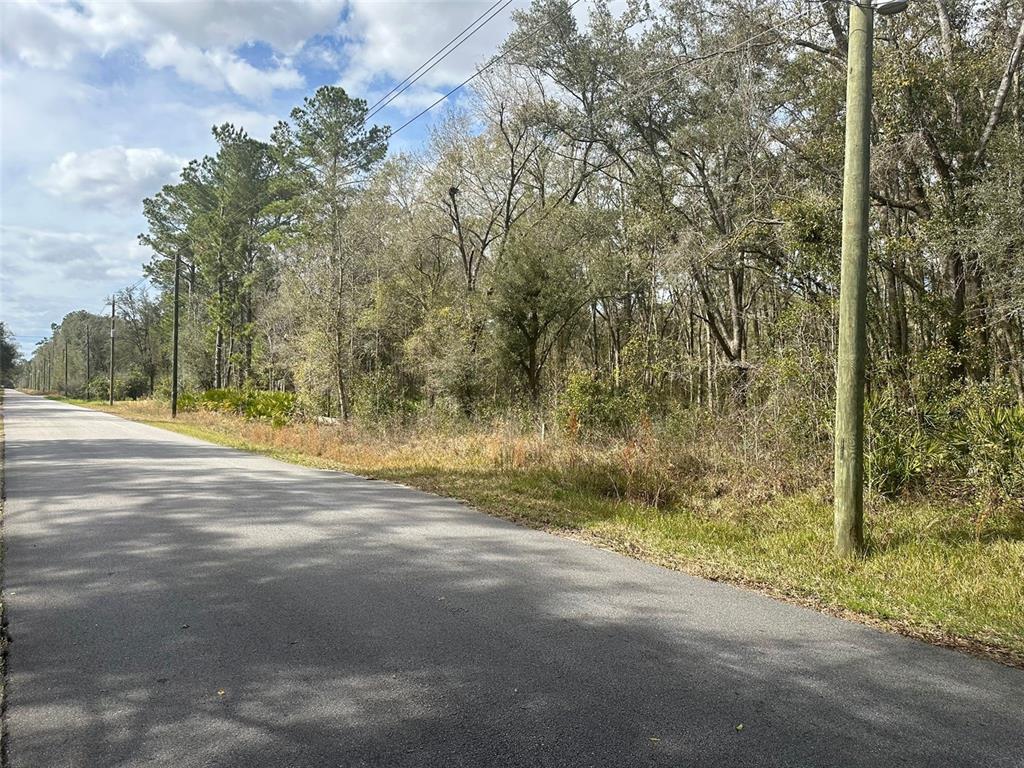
(873, 0, 909, 15)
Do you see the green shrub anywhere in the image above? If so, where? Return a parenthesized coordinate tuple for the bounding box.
(352, 368, 417, 423)
(107, 370, 150, 400)
(557, 369, 649, 440)
(948, 393, 1024, 511)
(177, 391, 200, 411)
(85, 375, 111, 400)
(177, 388, 296, 427)
(865, 391, 941, 498)
(866, 380, 1024, 515)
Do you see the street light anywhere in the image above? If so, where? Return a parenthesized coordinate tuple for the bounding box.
(873, 0, 909, 16)
(833, 0, 908, 557)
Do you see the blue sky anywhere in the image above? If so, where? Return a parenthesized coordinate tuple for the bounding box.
(0, 0, 540, 355)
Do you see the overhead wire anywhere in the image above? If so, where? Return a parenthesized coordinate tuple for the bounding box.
(388, 0, 585, 137)
(364, 0, 517, 122)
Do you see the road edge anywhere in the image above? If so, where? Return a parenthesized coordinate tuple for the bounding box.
(0, 390, 10, 768)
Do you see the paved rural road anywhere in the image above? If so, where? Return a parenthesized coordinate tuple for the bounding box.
(3, 389, 1023, 767)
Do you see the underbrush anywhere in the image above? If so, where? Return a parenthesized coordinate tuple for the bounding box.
(178, 388, 296, 426)
(865, 381, 1024, 526)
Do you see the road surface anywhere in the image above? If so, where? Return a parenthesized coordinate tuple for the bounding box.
(2, 389, 1023, 767)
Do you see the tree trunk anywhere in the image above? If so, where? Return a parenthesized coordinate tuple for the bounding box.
(335, 327, 349, 421)
(215, 326, 223, 389)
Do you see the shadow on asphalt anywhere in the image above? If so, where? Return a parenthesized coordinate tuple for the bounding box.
(4, 393, 1024, 767)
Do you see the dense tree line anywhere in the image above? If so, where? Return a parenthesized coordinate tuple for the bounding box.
(23, 0, 1024, 496)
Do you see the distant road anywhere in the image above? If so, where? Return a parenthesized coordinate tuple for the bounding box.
(3, 389, 1023, 767)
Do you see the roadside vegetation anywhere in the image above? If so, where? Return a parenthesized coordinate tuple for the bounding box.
(16, 1, 1024, 663)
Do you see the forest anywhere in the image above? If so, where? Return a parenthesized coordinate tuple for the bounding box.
(17, 0, 1024, 530)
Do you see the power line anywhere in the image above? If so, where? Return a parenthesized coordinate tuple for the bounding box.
(364, 0, 515, 121)
(101, 275, 149, 311)
(20, 273, 150, 345)
(389, 0, 585, 137)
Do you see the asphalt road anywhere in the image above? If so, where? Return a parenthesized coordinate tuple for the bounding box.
(2, 389, 1023, 767)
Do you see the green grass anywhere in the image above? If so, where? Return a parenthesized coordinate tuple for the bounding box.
(54, 395, 1024, 665)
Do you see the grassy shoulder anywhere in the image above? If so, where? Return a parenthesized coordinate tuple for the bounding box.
(59, 395, 1024, 666)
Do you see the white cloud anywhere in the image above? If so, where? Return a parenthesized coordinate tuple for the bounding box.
(144, 34, 303, 101)
(0, 68, 107, 170)
(0, 0, 338, 99)
(0, 1, 144, 69)
(136, 1, 344, 52)
(38, 146, 185, 212)
(2, 225, 143, 279)
(1, 0, 345, 61)
(0, 225, 148, 350)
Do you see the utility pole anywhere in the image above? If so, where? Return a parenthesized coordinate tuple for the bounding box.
(109, 297, 116, 405)
(833, 0, 874, 557)
(833, 0, 907, 556)
(86, 325, 91, 399)
(171, 251, 181, 418)
(64, 335, 69, 395)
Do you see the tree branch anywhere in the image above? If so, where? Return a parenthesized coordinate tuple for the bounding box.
(973, 14, 1024, 168)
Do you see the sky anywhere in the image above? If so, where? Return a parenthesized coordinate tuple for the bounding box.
(0, 0, 544, 355)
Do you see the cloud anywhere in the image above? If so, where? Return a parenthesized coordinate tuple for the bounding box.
(0, 0, 345, 62)
(38, 146, 185, 212)
(0, 0, 339, 99)
(144, 34, 304, 101)
(0, 225, 149, 351)
(0, 1, 144, 69)
(2, 225, 147, 282)
(135, 1, 344, 52)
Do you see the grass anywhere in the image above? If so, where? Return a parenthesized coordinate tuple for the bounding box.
(55, 395, 1024, 665)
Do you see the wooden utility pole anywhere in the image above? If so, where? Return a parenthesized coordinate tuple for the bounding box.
(86, 325, 91, 399)
(109, 297, 116, 405)
(833, 1, 874, 557)
(63, 335, 68, 395)
(171, 252, 181, 418)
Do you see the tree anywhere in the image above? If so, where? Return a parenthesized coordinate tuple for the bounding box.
(492, 205, 595, 403)
(117, 286, 163, 395)
(0, 322, 22, 386)
(272, 85, 388, 418)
